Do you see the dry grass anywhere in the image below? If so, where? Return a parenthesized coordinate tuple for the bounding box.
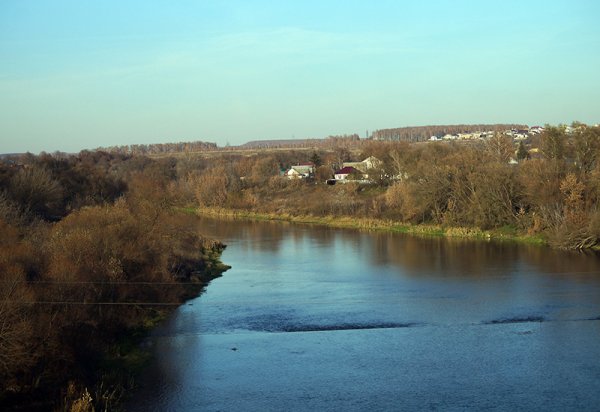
(196, 206, 546, 244)
(196, 206, 548, 245)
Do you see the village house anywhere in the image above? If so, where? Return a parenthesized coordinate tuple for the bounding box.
(342, 156, 383, 174)
(529, 126, 544, 134)
(285, 163, 314, 179)
(333, 156, 384, 182)
(334, 166, 360, 181)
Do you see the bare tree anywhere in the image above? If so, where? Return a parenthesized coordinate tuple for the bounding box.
(9, 166, 63, 219)
(485, 133, 514, 163)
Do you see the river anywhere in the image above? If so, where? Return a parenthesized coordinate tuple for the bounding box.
(128, 217, 600, 411)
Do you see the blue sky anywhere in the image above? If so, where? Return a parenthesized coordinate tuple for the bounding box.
(1, 0, 599, 153)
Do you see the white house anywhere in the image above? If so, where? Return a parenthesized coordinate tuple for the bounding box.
(334, 166, 360, 181)
(285, 164, 314, 179)
(342, 156, 383, 174)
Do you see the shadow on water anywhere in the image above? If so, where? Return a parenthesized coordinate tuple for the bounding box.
(483, 316, 546, 325)
(225, 310, 420, 332)
(276, 322, 418, 332)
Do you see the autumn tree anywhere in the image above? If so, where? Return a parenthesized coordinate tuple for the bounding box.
(387, 141, 412, 179)
(315, 165, 333, 182)
(572, 125, 600, 174)
(484, 133, 514, 163)
(452, 161, 520, 229)
(518, 158, 566, 233)
(310, 152, 323, 167)
(516, 141, 529, 161)
(540, 125, 567, 160)
(249, 156, 280, 185)
(332, 146, 352, 169)
(0, 220, 37, 388)
(8, 166, 63, 220)
(549, 173, 598, 249)
(192, 164, 240, 207)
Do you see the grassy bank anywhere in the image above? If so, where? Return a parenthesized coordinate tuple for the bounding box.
(195, 207, 547, 246)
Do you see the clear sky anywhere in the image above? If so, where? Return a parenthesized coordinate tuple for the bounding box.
(1, 0, 599, 153)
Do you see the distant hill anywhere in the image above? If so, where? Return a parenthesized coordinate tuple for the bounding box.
(372, 124, 528, 142)
(238, 139, 324, 149)
(237, 134, 360, 150)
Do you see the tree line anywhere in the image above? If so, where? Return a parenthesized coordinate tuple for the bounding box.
(97, 140, 218, 156)
(236, 134, 361, 150)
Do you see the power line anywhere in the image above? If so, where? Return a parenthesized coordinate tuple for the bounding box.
(2, 268, 600, 286)
(0, 280, 206, 285)
(0, 300, 186, 306)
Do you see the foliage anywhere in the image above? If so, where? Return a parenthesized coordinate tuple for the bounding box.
(0, 152, 228, 411)
(310, 151, 322, 167)
(572, 125, 600, 173)
(516, 141, 529, 160)
(485, 133, 514, 163)
(540, 125, 567, 160)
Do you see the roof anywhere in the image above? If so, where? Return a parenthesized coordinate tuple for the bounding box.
(289, 165, 313, 174)
(363, 156, 380, 163)
(334, 166, 359, 175)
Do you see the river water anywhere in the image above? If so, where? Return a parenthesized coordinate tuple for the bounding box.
(129, 218, 600, 411)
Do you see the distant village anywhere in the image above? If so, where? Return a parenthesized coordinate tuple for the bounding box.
(425, 125, 546, 142)
(283, 126, 554, 184)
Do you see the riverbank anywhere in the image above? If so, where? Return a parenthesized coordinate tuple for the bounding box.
(79, 243, 231, 412)
(194, 207, 547, 246)
(1, 235, 230, 412)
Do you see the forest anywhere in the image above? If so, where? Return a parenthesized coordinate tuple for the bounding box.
(1, 122, 599, 410)
(0, 151, 228, 411)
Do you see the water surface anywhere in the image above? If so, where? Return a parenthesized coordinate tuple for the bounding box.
(129, 218, 600, 411)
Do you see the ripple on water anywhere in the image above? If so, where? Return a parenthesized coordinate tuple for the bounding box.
(483, 316, 545, 325)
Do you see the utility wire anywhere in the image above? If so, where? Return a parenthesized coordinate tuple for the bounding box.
(0, 300, 185, 306)
(1, 269, 599, 286)
(0, 280, 207, 285)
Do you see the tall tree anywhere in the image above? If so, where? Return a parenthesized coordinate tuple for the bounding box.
(485, 133, 514, 163)
(540, 125, 567, 160)
(516, 141, 529, 161)
(309, 152, 323, 167)
(572, 126, 600, 174)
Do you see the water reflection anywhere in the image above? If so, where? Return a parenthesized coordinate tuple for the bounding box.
(199, 217, 600, 281)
